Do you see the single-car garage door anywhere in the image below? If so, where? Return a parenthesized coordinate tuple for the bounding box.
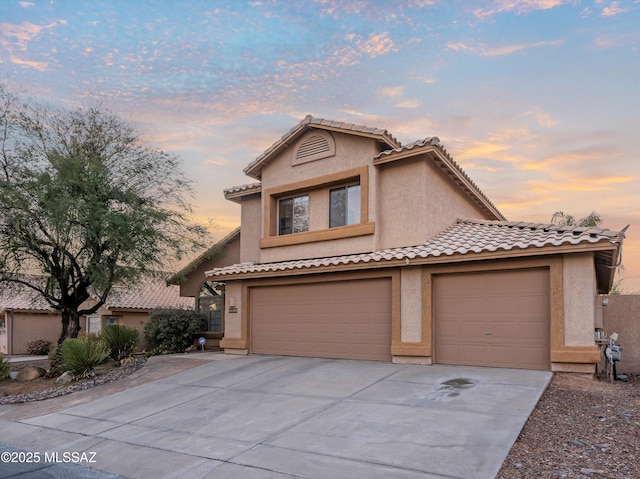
(434, 269, 550, 370)
(251, 278, 392, 361)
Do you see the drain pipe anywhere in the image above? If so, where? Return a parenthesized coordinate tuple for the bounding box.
(7, 308, 14, 355)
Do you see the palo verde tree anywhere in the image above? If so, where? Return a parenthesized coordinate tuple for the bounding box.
(0, 86, 209, 344)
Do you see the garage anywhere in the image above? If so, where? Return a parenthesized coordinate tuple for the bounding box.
(434, 268, 550, 370)
(250, 278, 392, 361)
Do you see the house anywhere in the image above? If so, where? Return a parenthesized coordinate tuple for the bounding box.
(198, 115, 624, 373)
(0, 275, 193, 355)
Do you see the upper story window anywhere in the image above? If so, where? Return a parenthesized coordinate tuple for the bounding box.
(330, 184, 361, 227)
(279, 194, 309, 235)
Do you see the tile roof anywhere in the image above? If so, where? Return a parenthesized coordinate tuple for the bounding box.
(206, 219, 624, 278)
(0, 285, 54, 312)
(105, 275, 194, 310)
(222, 183, 262, 200)
(0, 275, 193, 312)
(244, 115, 401, 179)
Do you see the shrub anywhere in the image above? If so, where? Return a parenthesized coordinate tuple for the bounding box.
(0, 354, 9, 380)
(100, 324, 140, 362)
(60, 337, 110, 376)
(26, 339, 51, 355)
(143, 309, 207, 353)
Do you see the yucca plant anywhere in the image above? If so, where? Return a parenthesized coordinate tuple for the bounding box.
(100, 324, 140, 362)
(60, 337, 110, 376)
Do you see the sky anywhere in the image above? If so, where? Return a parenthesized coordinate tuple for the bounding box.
(1, 0, 639, 292)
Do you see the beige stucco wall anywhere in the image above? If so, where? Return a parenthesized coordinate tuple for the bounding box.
(223, 281, 243, 338)
(261, 132, 381, 190)
(400, 267, 422, 342)
(240, 195, 261, 264)
(378, 157, 488, 248)
(562, 253, 597, 346)
(601, 294, 640, 374)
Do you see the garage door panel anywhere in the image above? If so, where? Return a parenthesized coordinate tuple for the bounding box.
(435, 269, 550, 370)
(251, 278, 391, 361)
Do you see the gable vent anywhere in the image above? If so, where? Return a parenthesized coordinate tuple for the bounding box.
(292, 131, 336, 166)
(297, 135, 330, 160)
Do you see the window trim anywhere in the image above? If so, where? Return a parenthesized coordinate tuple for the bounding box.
(260, 166, 373, 249)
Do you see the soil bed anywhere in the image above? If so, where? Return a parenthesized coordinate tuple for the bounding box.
(0, 356, 146, 404)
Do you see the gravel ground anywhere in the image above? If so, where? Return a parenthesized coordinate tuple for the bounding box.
(498, 373, 640, 479)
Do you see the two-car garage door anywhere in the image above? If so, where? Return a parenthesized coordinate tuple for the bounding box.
(250, 278, 392, 361)
(434, 269, 550, 370)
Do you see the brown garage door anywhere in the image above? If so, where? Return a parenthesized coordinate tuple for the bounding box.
(434, 269, 550, 370)
(250, 278, 392, 361)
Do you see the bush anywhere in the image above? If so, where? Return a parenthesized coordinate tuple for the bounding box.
(143, 309, 207, 353)
(100, 324, 140, 362)
(0, 354, 9, 380)
(26, 339, 51, 355)
(60, 337, 110, 376)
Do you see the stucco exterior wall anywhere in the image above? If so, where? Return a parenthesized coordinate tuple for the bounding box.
(378, 157, 488, 248)
(240, 195, 261, 264)
(400, 267, 422, 342)
(261, 132, 380, 189)
(601, 294, 640, 374)
(562, 253, 597, 346)
(222, 281, 243, 339)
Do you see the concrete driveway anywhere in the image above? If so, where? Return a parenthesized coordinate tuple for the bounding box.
(0, 354, 551, 479)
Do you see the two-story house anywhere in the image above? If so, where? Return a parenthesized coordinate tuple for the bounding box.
(196, 115, 624, 373)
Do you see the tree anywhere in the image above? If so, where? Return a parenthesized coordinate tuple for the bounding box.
(550, 211, 602, 227)
(0, 86, 209, 344)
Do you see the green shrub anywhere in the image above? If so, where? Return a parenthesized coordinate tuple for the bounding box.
(143, 309, 207, 353)
(100, 324, 140, 362)
(0, 354, 9, 380)
(60, 337, 110, 376)
(26, 339, 51, 355)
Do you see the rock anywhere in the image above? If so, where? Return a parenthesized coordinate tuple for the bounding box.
(15, 366, 46, 382)
(55, 371, 74, 385)
(570, 440, 586, 447)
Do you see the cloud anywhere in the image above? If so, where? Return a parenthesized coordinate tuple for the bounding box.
(379, 85, 404, 97)
(202, 157, 230, 167)
(356, 32, 396, 58)
(9, 55, 48, 71)
(601, 1, 629, 16)
(19, 2, 34, 7)
(474, 0, 577, 19)
(447, 39, 564, 56)
(0, 21, 57, 50)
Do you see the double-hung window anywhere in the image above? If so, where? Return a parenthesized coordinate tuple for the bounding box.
(278, 194, 309, 235)
(329, 184, 360, 228)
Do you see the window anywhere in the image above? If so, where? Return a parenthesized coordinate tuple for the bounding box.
(330, 184, 361, 227)
(278, 195, 309, 235)
(197, 281, 224, 333)
(105, 316, 118, 326)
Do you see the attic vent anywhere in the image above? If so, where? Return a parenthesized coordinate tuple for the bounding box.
(292, 130, 336, 166)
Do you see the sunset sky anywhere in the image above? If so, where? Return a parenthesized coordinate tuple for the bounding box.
(1, 0, 639, 291)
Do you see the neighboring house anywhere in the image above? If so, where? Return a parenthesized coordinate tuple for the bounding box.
(199, 115, 625, 373)
(0, 275, 193, 355)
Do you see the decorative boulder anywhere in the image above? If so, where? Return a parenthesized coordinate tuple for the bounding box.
(15, 366, 46, 382)
(55, 371, 74, 385)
